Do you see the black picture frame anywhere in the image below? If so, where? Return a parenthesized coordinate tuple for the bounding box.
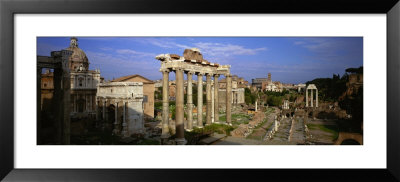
(1, 0, 399, 181)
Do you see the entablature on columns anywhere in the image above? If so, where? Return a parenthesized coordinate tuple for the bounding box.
(156, 53, 230, 75)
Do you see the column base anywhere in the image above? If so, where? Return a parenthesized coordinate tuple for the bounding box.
(175, 138, 187, 145)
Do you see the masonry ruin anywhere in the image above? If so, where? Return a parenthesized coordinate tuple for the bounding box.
(96, 82, 145, 137)
(306, 84, 318, 108)
(155, 48, 231, 144)
(37, 50, 72, 144)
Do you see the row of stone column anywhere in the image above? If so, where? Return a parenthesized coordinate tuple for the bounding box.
(305, 89, 318, 107)
(161, 69, 232, 144)
(97, 100, 129, 137)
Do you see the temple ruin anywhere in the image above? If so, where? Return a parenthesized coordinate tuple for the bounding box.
(155, 48, 232, 145)
(305, 84, 318, 108)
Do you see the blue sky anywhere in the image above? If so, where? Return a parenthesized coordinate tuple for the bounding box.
(37, 37, 363, 84)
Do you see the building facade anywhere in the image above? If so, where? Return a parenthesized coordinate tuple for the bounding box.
(96, 82, 145, 136)
(111, 74, 155, 120)
(66, 37, 101, 119)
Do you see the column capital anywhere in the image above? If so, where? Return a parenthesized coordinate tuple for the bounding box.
(214, 74, 220, 78)
(160, 69, 170, 73)
(196, 72, 204, 76)
(225, 74, 232, 77)
(205, 72, 214, 76)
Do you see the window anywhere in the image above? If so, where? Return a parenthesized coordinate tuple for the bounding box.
(143, 95, 148, 103)
(79, 78, 83, 87)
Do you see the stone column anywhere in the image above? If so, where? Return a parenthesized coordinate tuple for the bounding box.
(311, 89, 314, 107)
(37, 67, 42, 144)
(103, 100, 106, 120)
(175, 68, 186, 145)
(96, 100, 99, 120)
(214, 74, 219, 123)
(255, 100, 258, 112)
(161, 69, 170, 138)
(62, 68, 71, 145)
(206, 73, 212, 125)
(113, 102, 118, 135)
(186, 71, 193, 131)
(197, 73, 204, 128)
(73, 95, 76, 112)
(305, 89, 309, 107)
(53, 68, 63, 144)
(122, 101, 128, 137)
(211, 86, 214, 123)
(226, 74, 232, 125)
(316, 89, 318, 108)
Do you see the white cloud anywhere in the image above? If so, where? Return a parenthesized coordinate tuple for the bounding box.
(116, 49, 156, 57)
(193, 42, 267, 57)
(132, 38, 267, 61)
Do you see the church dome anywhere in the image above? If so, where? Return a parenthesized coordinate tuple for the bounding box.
(65, 37, 89, 71)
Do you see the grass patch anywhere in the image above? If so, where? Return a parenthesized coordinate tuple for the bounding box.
(184, 123, 234, 144)
(307, 123, 339, 140)
(220, 113, 252, 126)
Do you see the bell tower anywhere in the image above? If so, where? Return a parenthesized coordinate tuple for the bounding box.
(70, 37, 78, 48)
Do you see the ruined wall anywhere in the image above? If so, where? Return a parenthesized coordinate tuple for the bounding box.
(183, 49, 204, 60)
(97, 82, 144, 135)
(121, 76, 155, 119)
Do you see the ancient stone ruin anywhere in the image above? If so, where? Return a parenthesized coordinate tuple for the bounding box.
(155, 48, 232, 144)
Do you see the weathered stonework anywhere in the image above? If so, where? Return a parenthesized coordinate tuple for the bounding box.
(96, 82, 145, 137)
(155, 48, 232, 144)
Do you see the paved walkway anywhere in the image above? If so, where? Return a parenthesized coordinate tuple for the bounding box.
(289, 118, 305, 144)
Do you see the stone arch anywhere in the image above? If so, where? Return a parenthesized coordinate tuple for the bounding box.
(334, 132, 363, 145)
(107, 104, 116, 123)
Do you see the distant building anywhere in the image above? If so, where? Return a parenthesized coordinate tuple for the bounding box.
(40, 37, 101, 119)
(219, 75, 245, 105)
(251, 78, 268, 90)
(296, 83, 306, 93)
(253, 73, 283, 92)
(112, 74, 155, 119)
